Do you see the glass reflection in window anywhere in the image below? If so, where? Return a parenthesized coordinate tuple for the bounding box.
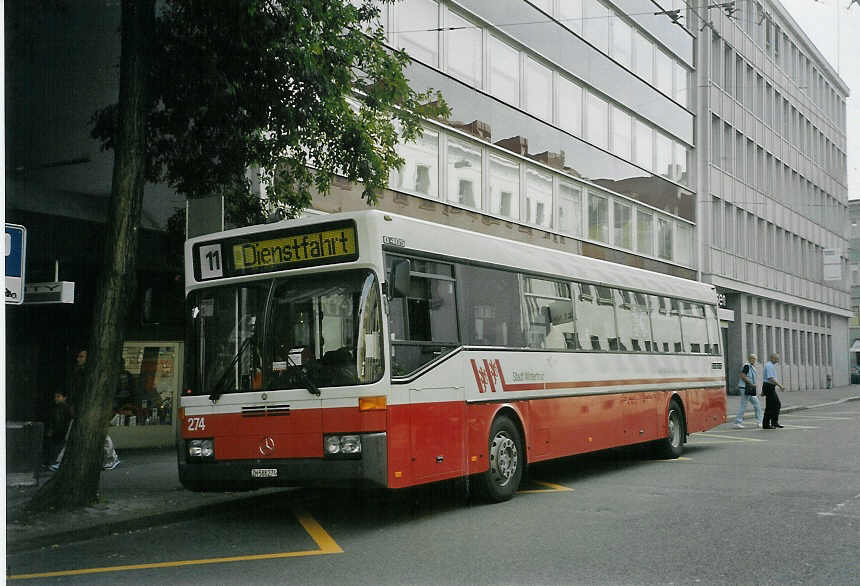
(489, 153, 519, 219)
(611, 16, 632, 68)
(674, 63, 688, 106)
(637, 210, 653, 255)
(655, 132, 673, 180)
(586, 92, 609, 149)
(557, 0, 582, 34)
(557, 76, 583, 137)
(633, 119, 653, 170)
(633, 31, 653, 83)
(525, 57, 552, 121)
(396, 0, 438, 66)
(611, 106, 631, 160)
(488, 35, 519, 106)
(588, 192, 609, 242)
(657, 217, 673, 260)
(447, 136, 482, 209)
(558, 181, 582, 237)
(525, 167, 553, 229)
(389, 127, 439, 198)
(446, 11, 482, 88)
(674, 141, 688, 184)
(583, 0, 609, 53)
(676, 223, 693, 265)
(655, 49, 673, 96)
(613, 202, 632, 249)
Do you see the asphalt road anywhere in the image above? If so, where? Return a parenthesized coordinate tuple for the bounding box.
(9, 403, 860, 585)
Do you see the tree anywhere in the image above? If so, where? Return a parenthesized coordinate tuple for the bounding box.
(30, 0, 447, 510)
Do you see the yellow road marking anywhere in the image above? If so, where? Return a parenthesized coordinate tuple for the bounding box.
(518, 480, 574, 493)
(654, 456, 692, 462)
(8, 504, 341, 581)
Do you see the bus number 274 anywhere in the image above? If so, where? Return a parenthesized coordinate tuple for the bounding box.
(186, 416, 206, 431)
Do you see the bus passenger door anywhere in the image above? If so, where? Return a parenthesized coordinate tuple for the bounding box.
(409, 386, 466, 482)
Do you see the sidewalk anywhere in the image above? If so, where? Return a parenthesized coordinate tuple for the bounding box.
(6, 384, 860, 553)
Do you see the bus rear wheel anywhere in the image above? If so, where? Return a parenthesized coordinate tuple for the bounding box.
(656, 399, 685, 459)
(476, 415, 524, 502)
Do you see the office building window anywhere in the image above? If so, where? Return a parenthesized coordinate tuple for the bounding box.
(583, 0, 609, 53)
(657, 217, 672, 260)
(488, 35, 519, 106)
(557, 75, 583, 137)
(557, 0, 583, 35)
(586, 92, 609, 150)
(588, 192, 609, 242)
(655, 49, 673, 96)
(676, 223, 692, 265)
(634, 119, 653, 171)
(446, 11, 482, 88)
(389, 127, 439, 198)
(558, 181, 582, 237)
(488, 153, 519, 219)
(637, 210, 653, 255)
(611, 106, 631, 160)
(633, 31, 653, 83)
(525, 57, 552, 121)
(396, 0, 438, 66)
(674, 63, 688, 105)
(611, 16, 632, 68)
(656, 132, 673, 180)
(446, 136, 481, 209)
(524, 167, 553, 228)
(613, 202, 632, 249)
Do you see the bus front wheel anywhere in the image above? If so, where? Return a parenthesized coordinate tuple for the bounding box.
(477, 415, 524, 502)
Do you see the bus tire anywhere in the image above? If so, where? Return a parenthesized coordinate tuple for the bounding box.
(477, 415, 524, 502)
(657, 399, 685, 459)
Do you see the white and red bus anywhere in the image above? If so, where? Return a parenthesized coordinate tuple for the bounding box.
(179, 210, 725, 501)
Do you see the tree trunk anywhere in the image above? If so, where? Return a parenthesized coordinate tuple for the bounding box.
(29, 0, 154, 511)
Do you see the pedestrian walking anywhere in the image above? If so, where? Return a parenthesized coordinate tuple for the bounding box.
(67, 348, 121, 470)
(733, 353, 762, 428)
(761, 353, 785, 429)
(45, 390, 72, 468)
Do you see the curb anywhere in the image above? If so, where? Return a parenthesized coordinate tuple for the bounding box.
(732, 395, 860, 421)
(6, 490, 290, 554)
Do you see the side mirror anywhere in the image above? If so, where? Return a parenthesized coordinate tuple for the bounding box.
(389, 259, 411, 299)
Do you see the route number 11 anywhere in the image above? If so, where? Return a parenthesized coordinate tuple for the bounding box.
(199, 244, 223, 279)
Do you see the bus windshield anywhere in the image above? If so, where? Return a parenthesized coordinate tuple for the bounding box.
(185, 270, 384, 396)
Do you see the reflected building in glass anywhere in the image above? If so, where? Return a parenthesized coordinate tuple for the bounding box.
(697, 0, 850, 390)
(320, 0, 698, 279)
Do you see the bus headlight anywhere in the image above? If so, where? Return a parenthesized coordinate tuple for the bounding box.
(324, 434, 362, 458)
(187, 439, 214, 460)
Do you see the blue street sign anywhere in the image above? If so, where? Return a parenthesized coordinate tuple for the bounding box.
(5, 223, 27, 304)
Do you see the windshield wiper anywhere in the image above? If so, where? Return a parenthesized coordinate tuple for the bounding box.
(286, 351, 320, 396)
(209, 336, 256, 401)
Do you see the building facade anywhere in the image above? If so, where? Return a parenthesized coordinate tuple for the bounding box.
(696, 0, 851, 390)
(847, 200, 860, 373)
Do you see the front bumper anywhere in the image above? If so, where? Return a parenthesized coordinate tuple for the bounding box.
(178, 432, 387, 491)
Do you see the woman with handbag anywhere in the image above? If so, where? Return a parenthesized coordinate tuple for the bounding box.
(733, 353, 762, 429)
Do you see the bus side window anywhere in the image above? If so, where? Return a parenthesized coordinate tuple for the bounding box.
(521, 277, 575, 350)
(385, 255, 459, 375)
(705, 305, 721, 355)
(458, 265, 523, 348)
(680, 302, 708, 354)
(614, 289, 651, 353)
(649, 295, 682, 353)
(573, 283, 616, 352)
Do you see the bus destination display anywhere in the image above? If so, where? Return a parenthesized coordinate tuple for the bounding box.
(195, 222, 358, 280)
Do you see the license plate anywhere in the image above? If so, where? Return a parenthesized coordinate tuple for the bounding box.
(251, 468, 278, 478)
